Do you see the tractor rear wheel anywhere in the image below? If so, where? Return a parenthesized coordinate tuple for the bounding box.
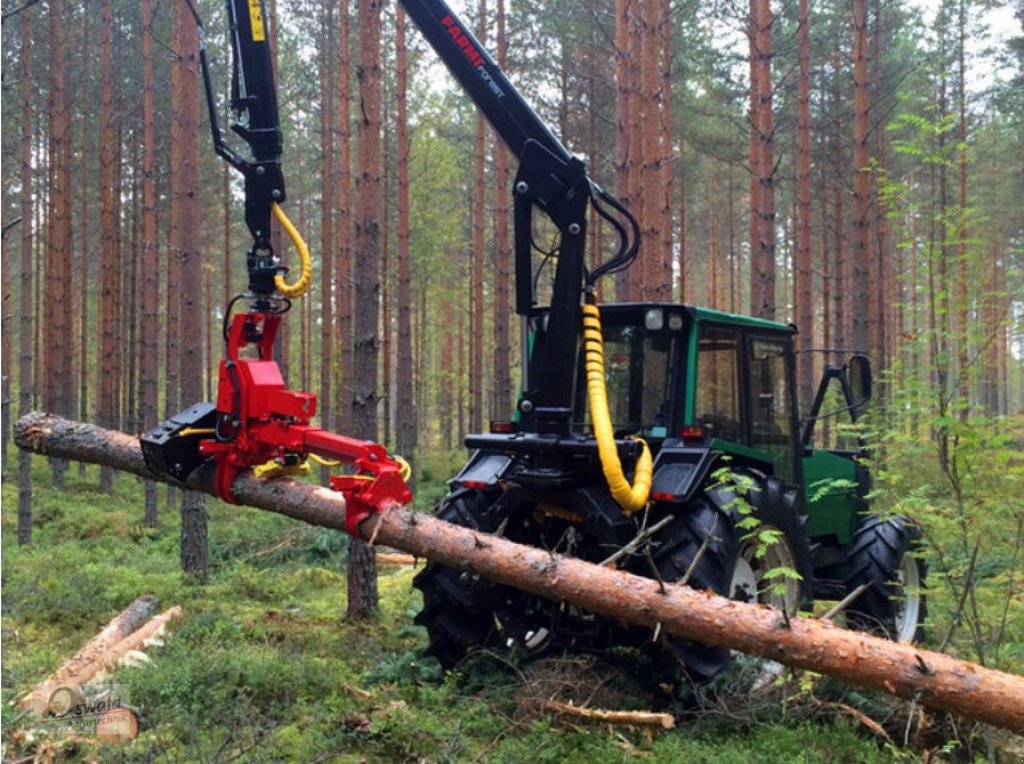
(413, 488, 506, 669)
(647, 498, 740, 684)
(645, 475, 814, 690)
(845, 516, 927, 643)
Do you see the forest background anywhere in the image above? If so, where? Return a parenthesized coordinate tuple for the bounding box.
(1, 0, 1023, 759)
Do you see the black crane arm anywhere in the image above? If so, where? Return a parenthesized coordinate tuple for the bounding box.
(189, 0, 288, 299)
(400, 0, 640, 429)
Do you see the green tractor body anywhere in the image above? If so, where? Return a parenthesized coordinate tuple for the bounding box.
(414, 302, 926, 685)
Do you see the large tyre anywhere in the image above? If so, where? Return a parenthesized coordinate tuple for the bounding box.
(413, 489, 506, 669)
(845, 516, 927, 643)
(723, 476, 815, 614)
(648, 499, 740, 683)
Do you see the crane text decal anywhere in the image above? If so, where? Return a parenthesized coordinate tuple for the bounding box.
(441, 16, 506, 100)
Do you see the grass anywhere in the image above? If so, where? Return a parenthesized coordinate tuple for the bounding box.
(1, 454, 1020, 762)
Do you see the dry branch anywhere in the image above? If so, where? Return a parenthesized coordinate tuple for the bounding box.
(376, 552, 418, 567)
(14, 412, 1024, 734)
(541, 700, 675, 729)
(19, 594, 160, 715)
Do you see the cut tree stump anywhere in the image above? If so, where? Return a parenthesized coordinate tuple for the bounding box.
(14, 412, 1024, 734)
(19, 594, 160, 715)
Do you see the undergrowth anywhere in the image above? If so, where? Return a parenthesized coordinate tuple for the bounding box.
(2, 456, 1021, 762)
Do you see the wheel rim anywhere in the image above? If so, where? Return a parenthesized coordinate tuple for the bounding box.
(730, 525, 801, 613)
(893, 554, 922, 642)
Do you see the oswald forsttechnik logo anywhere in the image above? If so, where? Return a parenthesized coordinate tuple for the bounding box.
(40, 683, 139, 742)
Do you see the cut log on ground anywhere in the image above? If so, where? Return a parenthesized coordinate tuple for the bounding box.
(19, 594, 160, 715)
(97, 606, 183, 670)
(14, 412, 1024, 734)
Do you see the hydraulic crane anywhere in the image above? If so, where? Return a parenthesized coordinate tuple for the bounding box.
(143, 0, 648, 530)
(141, 0, 411, 536)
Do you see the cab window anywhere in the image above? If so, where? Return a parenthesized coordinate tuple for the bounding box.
(749, 337, 794, 480)
(694, 325, 741, 442)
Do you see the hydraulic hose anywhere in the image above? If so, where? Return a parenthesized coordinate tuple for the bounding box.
(270, 202, 313, 298)
(582, 300, 653, 515)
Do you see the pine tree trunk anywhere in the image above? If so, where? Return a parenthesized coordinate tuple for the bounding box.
(77, 1, 92, 473)
(470, 0, 487, 435)
(795, 0, 814, 411)
(639, 0, 662, 301)
(336, 3, 354, 437)
(175, 2, 208, 583)
(46, 0, 72, 489)
(320, 6, 335, 436)
(850, 0, 872, 352)
(17, 8, 35, 545)
(748, 0, 776, 320)
(613, 0, 633, 302)
(350, 0, 384, 620)
(140, 0, 159, 525)
(492, 0, 512, 421)
(955, 0, 970, 419)
(395, 6, 418, 467)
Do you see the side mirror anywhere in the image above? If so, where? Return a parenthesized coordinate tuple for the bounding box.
(847, 354, 872, 407)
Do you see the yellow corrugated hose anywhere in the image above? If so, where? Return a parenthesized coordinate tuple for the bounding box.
(582, 301, 653, 515)
(270, 202, 313, 298)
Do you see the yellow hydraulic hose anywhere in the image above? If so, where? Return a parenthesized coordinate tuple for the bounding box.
(270, 202, 313, 298)
(582, 301, 653, 515)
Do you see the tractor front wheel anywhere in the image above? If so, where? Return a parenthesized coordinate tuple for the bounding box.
(845, 516, 927, 643)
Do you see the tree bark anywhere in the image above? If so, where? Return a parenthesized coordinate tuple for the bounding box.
(351, 0, 384, 620)
(17, 7, 35, 545)
(470, 0, 487, 435)
(45, 0, 72, 489)
(492, 0, 512, 421)
(140, 0, 159, 526)
(395, 5, 418, 467)
(795, 0, 814, 411)
(850, 0, 872, 352)
(319, 5, 335, 436)
(174, 2, 208, 583)
(748, 0, 776, 320)
(14, 412, 1024, 735)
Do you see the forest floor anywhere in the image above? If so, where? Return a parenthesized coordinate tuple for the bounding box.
(2, 457, 1022, 763)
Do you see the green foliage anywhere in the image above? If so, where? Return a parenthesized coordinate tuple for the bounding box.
(2, 465, 960, 762)
(708, 463, 803, 599)
(865, 387, 1024, 675)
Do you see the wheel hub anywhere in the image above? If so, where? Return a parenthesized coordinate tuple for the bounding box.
(894, 554, 922, 642)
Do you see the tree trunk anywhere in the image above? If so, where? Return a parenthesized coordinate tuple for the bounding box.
(320, 6, 335, 436)
(46, 0, 72, 489)
(795, 0, 814, 411)
(14, 412, 1024, 735)
(748, 0, 776, 320)
(17, 7, 35, 544)
(850, 0, 872, 352)
(470, 0, 487, 435)
(395, 6, 418, 467)
(140, 0, 159, 526)
(336, 1, 354, 438)
(492, 0, 512, 421)
(174, 2, 208, 583)
(351, 0, 384, 620)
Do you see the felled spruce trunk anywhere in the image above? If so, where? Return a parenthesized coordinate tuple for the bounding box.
(14, 412, 1024, 734)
